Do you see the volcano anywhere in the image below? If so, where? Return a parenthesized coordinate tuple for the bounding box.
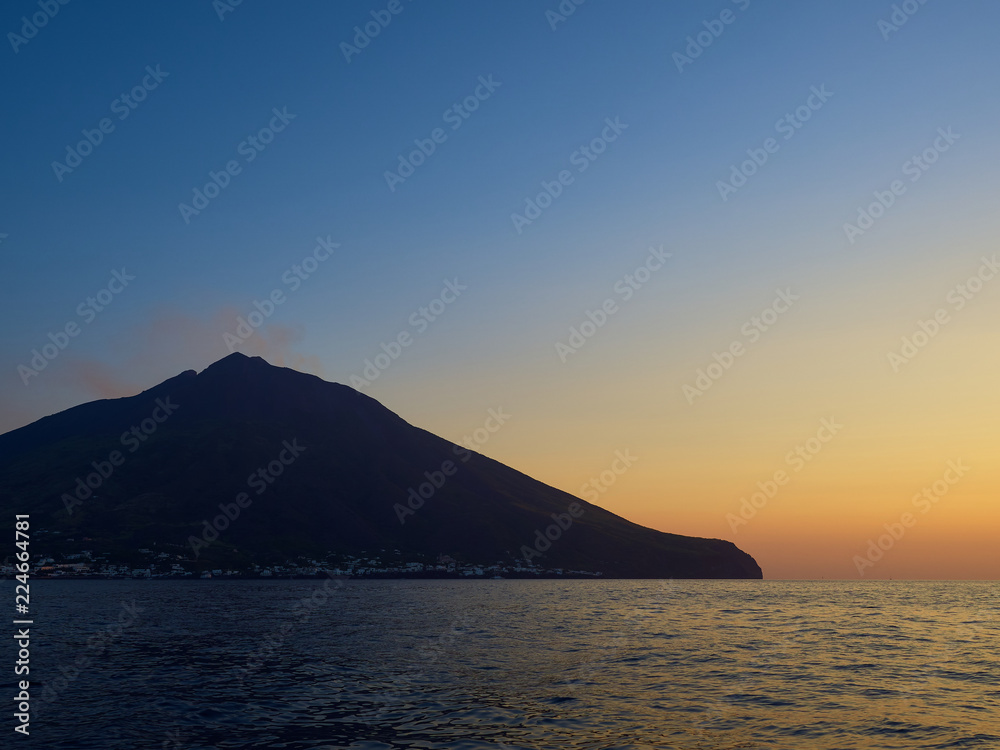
(0, 353, 762, 578)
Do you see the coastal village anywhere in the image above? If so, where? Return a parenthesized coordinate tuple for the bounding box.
(3, 533, 603, 579)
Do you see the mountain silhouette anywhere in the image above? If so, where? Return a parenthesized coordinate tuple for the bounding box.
(0, 353, 762, 578)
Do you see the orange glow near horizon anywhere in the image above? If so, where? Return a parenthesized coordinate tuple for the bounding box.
(368, 242, 1000, 581)
(4, 238, 999, 581)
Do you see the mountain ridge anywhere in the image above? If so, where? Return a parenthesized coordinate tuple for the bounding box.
(0, 353, 762, 578)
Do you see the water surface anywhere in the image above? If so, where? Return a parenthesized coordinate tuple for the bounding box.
(21, 580, 999, 749)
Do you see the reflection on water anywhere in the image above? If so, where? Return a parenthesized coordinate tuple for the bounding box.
(25, 579, 1000, 749)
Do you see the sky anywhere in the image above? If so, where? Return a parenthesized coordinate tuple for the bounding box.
(2, 0, 999, 580)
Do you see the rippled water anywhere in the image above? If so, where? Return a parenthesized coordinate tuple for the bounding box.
(18, 580, 999, 749)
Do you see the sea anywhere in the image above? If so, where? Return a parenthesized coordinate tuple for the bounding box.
(15, 579, 999, 749)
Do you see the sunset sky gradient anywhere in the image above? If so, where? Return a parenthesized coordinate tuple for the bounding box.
(2, 0, 998, 579)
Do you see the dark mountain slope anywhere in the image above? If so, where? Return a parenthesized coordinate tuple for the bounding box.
(0, 353, 761, 578)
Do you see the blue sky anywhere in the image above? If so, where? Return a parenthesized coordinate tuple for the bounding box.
(3, 0, 1000, 577)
